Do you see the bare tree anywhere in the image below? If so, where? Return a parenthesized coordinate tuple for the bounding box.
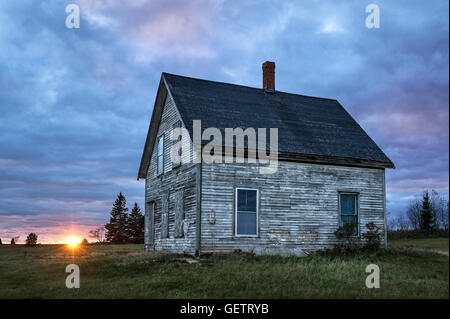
(405, 190, 449, 231)
(442, 201, 449, 230)
(406, 199, 421, 230)
(386, 211, 397, 230)
(396, 214, 410, 230)
(406, 198, 422, 230)
(387, 213, 410, 231)
(88, 227, 105, 243)
(430, 190, 449, 230)
(387, 218, 397, 231)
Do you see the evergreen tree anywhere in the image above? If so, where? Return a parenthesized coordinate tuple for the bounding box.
(127, 202, 145, 243)
(105, 192, 129, 243)
(0, 238, 2, 245)
(420, 191, 434, 232)
(10, 237, 15, 245)
(25, 233, 38, 246)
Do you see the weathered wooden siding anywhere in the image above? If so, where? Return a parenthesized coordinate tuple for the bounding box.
(144, 93, 386, 256)
(144, 94, 198, 255)
(147, 95, 194, 177)
(200, 160, 386, 256)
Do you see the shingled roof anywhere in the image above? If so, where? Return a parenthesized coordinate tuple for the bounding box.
(138, 72, 394, 178)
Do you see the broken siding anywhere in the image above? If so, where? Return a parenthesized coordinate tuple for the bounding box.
(200, 160, 385, 256)
(145, 94, 198, 255)
(174, 189, 185, 238)
(160, 193, 169, 238)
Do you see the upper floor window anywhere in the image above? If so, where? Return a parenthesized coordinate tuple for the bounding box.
(172, 120, 182, 168)
(235, 188, 258, 236)
(339, 193, 358, 235)
(157, 135, 164, 175)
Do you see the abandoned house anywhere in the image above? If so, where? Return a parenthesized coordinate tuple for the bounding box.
(138, 61, 395, 256)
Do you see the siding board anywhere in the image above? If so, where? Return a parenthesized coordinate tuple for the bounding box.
(200, 160, 385, 256)
(145, 94, 198, 255)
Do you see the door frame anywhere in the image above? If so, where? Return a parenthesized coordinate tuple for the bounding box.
(145, 201, 155, 250)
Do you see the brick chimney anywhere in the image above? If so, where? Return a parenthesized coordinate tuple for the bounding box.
(262, 61, 275, 92)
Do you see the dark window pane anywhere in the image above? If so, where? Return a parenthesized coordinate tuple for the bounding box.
(237, 212, 257, 235)
(158, 136, 164, 155)
(237, 189, 257, 211)
(341, 215, 357, 225)
(340, 194, 356, 215)
(157, 135, 164, 174)
(158, 155, 163, 174)
(341, 215, 358, 235)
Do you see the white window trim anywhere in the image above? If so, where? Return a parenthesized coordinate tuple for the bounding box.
(157, 134, 164, 176)
(235, 187, 259, 237)
(338, 192, 360, 236)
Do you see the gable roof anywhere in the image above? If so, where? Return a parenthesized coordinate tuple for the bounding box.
(138, 72, 394, 179)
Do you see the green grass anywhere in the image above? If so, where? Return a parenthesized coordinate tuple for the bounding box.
(0, 240, 448, 299)
(388, 237, 449, 254)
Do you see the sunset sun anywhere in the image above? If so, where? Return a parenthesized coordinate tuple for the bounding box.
(66, 237, 80, 247)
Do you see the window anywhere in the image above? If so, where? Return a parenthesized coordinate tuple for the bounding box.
(235, 188, 258, 236)
(339, 193, 358, 235)
(157, 135, 164, 175)
(172, 121, 182, 168)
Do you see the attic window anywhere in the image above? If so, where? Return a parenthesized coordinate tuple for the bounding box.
(172, 121, 182, 168)
(235, 188, 258, 236)
(157, 135, 164, 175)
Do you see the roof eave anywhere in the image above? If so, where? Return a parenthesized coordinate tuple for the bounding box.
(277, 151, 395, 169)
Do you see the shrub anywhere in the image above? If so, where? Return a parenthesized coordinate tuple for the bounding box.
(363, 222, 383, 251)
(331, 222, 385, 255)
(334, 222, 359, 251)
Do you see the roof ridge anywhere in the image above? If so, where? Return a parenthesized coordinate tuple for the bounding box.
(162, 72, 339, 102)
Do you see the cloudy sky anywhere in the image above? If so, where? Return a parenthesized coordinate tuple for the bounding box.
(0, 0, 448, 243)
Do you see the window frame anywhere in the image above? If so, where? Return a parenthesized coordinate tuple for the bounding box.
(338, 192, 360, 236)
(157, 134, 164, 176)
(234, 187, 259, 237)
(172, 120, 182, 169)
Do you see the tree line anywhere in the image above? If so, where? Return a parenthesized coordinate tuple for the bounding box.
(1, 193, 144, 246)
(0, 234, 38, 246)
(101, 192, 144, 244)
(388, 190, 449, 232)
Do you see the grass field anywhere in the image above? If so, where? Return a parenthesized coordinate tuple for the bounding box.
(0, 238, 448, 299)
(388, 237, 449, 254)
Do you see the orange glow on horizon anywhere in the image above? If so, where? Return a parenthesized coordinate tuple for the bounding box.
(65, 236, 82, 247)
(0, 223, 98, 245)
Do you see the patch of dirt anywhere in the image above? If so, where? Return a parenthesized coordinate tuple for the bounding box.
(185, 258, 199, 264)
(39, 255, 89, 259)
(430, 250, 449, 256)
(30, 251, 147, 259)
